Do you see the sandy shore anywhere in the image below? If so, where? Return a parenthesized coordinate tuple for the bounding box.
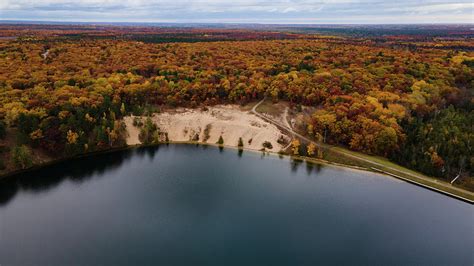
(124, 105, 290, 152)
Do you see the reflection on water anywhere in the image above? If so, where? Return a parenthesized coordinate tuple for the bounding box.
(0, 145, 320, 207)
(0, 144, 472, 265)
(0, 146, 158, 206)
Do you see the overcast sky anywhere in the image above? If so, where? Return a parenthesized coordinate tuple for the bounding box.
(0, 0, 472, 24)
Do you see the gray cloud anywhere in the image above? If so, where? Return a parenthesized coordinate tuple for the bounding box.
(0, 0, 472, 23)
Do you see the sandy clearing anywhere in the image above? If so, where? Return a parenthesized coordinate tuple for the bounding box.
(123, 105, 290, 152)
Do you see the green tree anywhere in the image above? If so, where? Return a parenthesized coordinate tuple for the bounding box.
(238, 137, 244, 148)
(11, 145, 33, 169)
(217, 135, 224, 145)
(375, 127, 398, 156)
(120, 103, 126, 115)
(0, 120, 6, 139)
(139, 117, 158, 144)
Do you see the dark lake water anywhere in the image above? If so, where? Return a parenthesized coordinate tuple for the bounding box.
(0, 144, 472, 265)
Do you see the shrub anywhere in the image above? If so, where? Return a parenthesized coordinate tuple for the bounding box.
(132, 106, 145, 116)
(277, 135, 287, 145)
(238, 137, 244, 148)
(133, 117, 143, 127)
(11, 145, 33, 169)
(262, 141, 273, 149)
(139, 117, 158, 144)
(203, 124, 212, 142)
(217, 135, 224, 145)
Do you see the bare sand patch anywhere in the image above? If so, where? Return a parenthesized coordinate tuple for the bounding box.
(124, 105, 290, 152)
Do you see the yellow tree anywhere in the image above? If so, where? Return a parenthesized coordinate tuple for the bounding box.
(67, 130, 79, 144)
(291, 139, 300, 156)
(29, 129, 43, 141)
(307, 142, 316, 157)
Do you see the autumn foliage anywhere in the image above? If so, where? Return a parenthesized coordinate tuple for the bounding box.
(0, 25, 472, 180)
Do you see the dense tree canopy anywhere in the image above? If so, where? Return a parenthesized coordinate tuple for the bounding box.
(0, 29, 472, 180)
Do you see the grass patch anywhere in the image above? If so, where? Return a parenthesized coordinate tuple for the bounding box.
(324, 146, 473, 201)
(255, 99, 286, 117)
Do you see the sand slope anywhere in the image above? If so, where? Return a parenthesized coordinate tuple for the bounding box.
(124, 105, 289, 152)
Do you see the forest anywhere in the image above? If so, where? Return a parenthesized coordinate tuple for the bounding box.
(0, 25, 472, 190)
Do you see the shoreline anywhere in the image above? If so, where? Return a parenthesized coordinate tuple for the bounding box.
(0, 141, 368, 180)
(1, 141, 473, 203)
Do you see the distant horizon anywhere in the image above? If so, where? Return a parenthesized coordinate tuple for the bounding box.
(0, 19, 473, 26)
(1, 0, 472, 24)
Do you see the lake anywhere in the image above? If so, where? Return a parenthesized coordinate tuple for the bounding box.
(0, 144, 472, 265)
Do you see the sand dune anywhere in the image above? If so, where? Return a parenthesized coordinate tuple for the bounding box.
(124, 105, 290, 152)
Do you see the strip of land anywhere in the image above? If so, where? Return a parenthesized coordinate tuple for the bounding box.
(120, 99, 473, 202)
(251, 99, 474, 203)
(2, 100, 472, 202)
